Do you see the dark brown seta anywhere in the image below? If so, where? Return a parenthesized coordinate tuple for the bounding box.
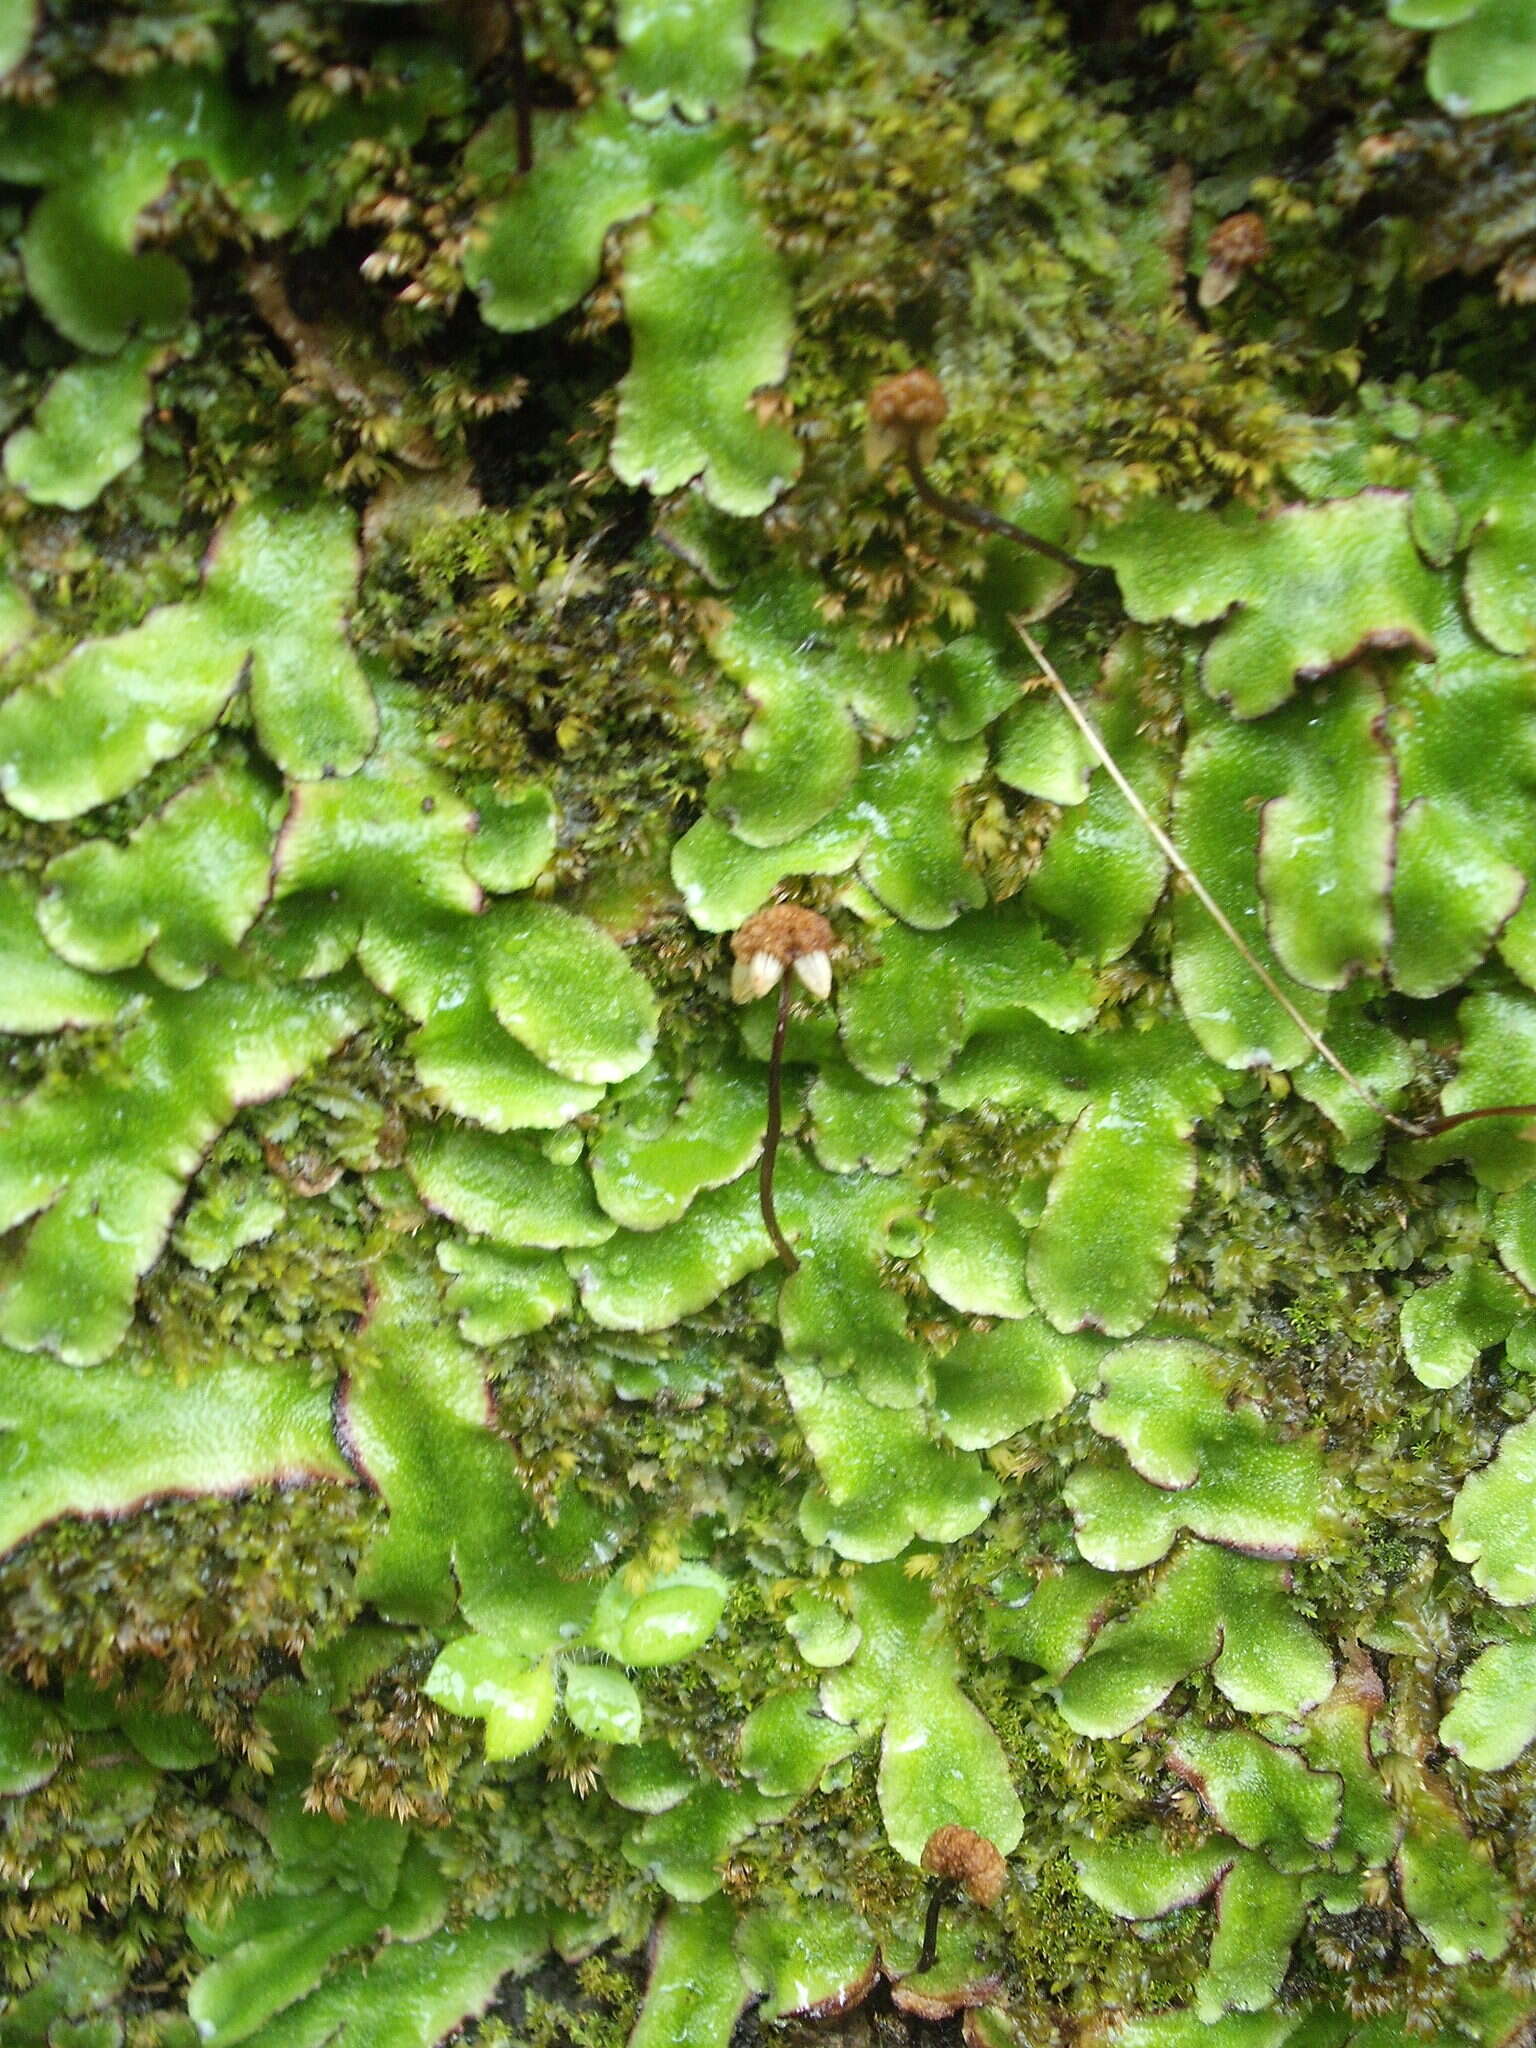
(867, 369, 1086, 572)
(761, 975, 798, 1273)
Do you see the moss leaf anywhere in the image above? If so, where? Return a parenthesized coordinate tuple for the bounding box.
(569, 1173, 774, 1329)
(2, 73, 203, 350)
(808, 1065, 923, 1175)
(671, 811, 865, 932)
(932, 1318, 1081, 1450)
(188, 1895, 385, 2048)
(590, 1066, 763, 1229)
(839, 902, 1095, 1085)
(756, 0, 853, 54)
(1029, 1101, 1198, 1338)
(464, 101, 724, 330)
(1451, 440, 1536, 654)
(777, 1161, 928, 1406)
(1168, 1729, 1341, 1871)
(846, 713, 988, 927)
(607, 162, 799, 513)
(1394, 1766, 1514, 1964)
(423, 1637, 557, 1760)
(1079, 1836, 1316, 2020)
(785, 1590, 860, 1668)
(424, 960, 613, 1127)
(945, 1016, 1219, 1335)
(983, 1561, 1118, 1677)
(0, 62, 455, 353)
(1199, 1856, 1311, 2021)
(0, 1676, 57, 1795)
(1400, 1260, 1527, 1389)
(562, 1664, 644, 1744)
(624, 1781, 787, 1901)
(994, 692, 1094, 803)
(481, 901, 658, 1084)
(235, 1917, 547, 2048)
(1292, 1002, 1414, 1172)
(1392, 623, 1536, 998)
(465, 103, 796, 514)
(437, 1239, 572, 1345)
(920, 1188, 1032, 1318)
(214, 500, 379, 783)
(1170, 686, 1390, 1068)
(273, 736, 481, 973)
(605, 1740, 696, 1815)
(589, 1561, 730, 1667)
(738, 1687, 865, 1797)
(1494, 1182, 1536, 1293)
(1412, 991, 1536, 1192)
(0, 0, 34, 76)
(0, 604, 243, 824)
(1025, 633, 1173, 963)
(1390, 0, 1536, 114)
(735, 1894, 875, 2022)
(0, 874, 125, 1033)
(1109, 2017, 1322, 2048)
(176, 1184, 286, 1273)
(1075, 1832, 1236, 1920)
(463, 784, 557, 894)
(340, 1267, 592, 1646)
(1255, 678, 1396, 991)
(274, 749, 640, 1125)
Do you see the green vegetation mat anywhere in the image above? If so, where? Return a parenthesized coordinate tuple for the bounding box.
(3, 2, 1536, 2042)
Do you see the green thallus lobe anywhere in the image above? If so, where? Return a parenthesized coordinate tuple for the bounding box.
(870, 368, 1536, 1147)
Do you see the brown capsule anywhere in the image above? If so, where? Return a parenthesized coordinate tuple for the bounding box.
(866, 368, 949, 470)
(1198, 210, 1269, 308)
(921, 1824, 1008, 1910)
(730, 904, 836, 1005)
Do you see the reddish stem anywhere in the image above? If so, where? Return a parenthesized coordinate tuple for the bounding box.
(1414, 1102, 1536, 1138)
(914, 1880, 950, 1976)
(761, 976, 799, 1273)
(902, 446, 1087, 573)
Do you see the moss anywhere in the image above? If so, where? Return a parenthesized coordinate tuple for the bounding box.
(0, 1752, 266, 1990)
(482, 1949, 644, 2048)
(4, 0, 1536, 2039)
(0, 1485, 377, 1695)
(354, 488, 720, 909)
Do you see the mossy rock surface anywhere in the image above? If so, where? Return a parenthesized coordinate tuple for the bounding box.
(3, 3, 1536, 2045)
